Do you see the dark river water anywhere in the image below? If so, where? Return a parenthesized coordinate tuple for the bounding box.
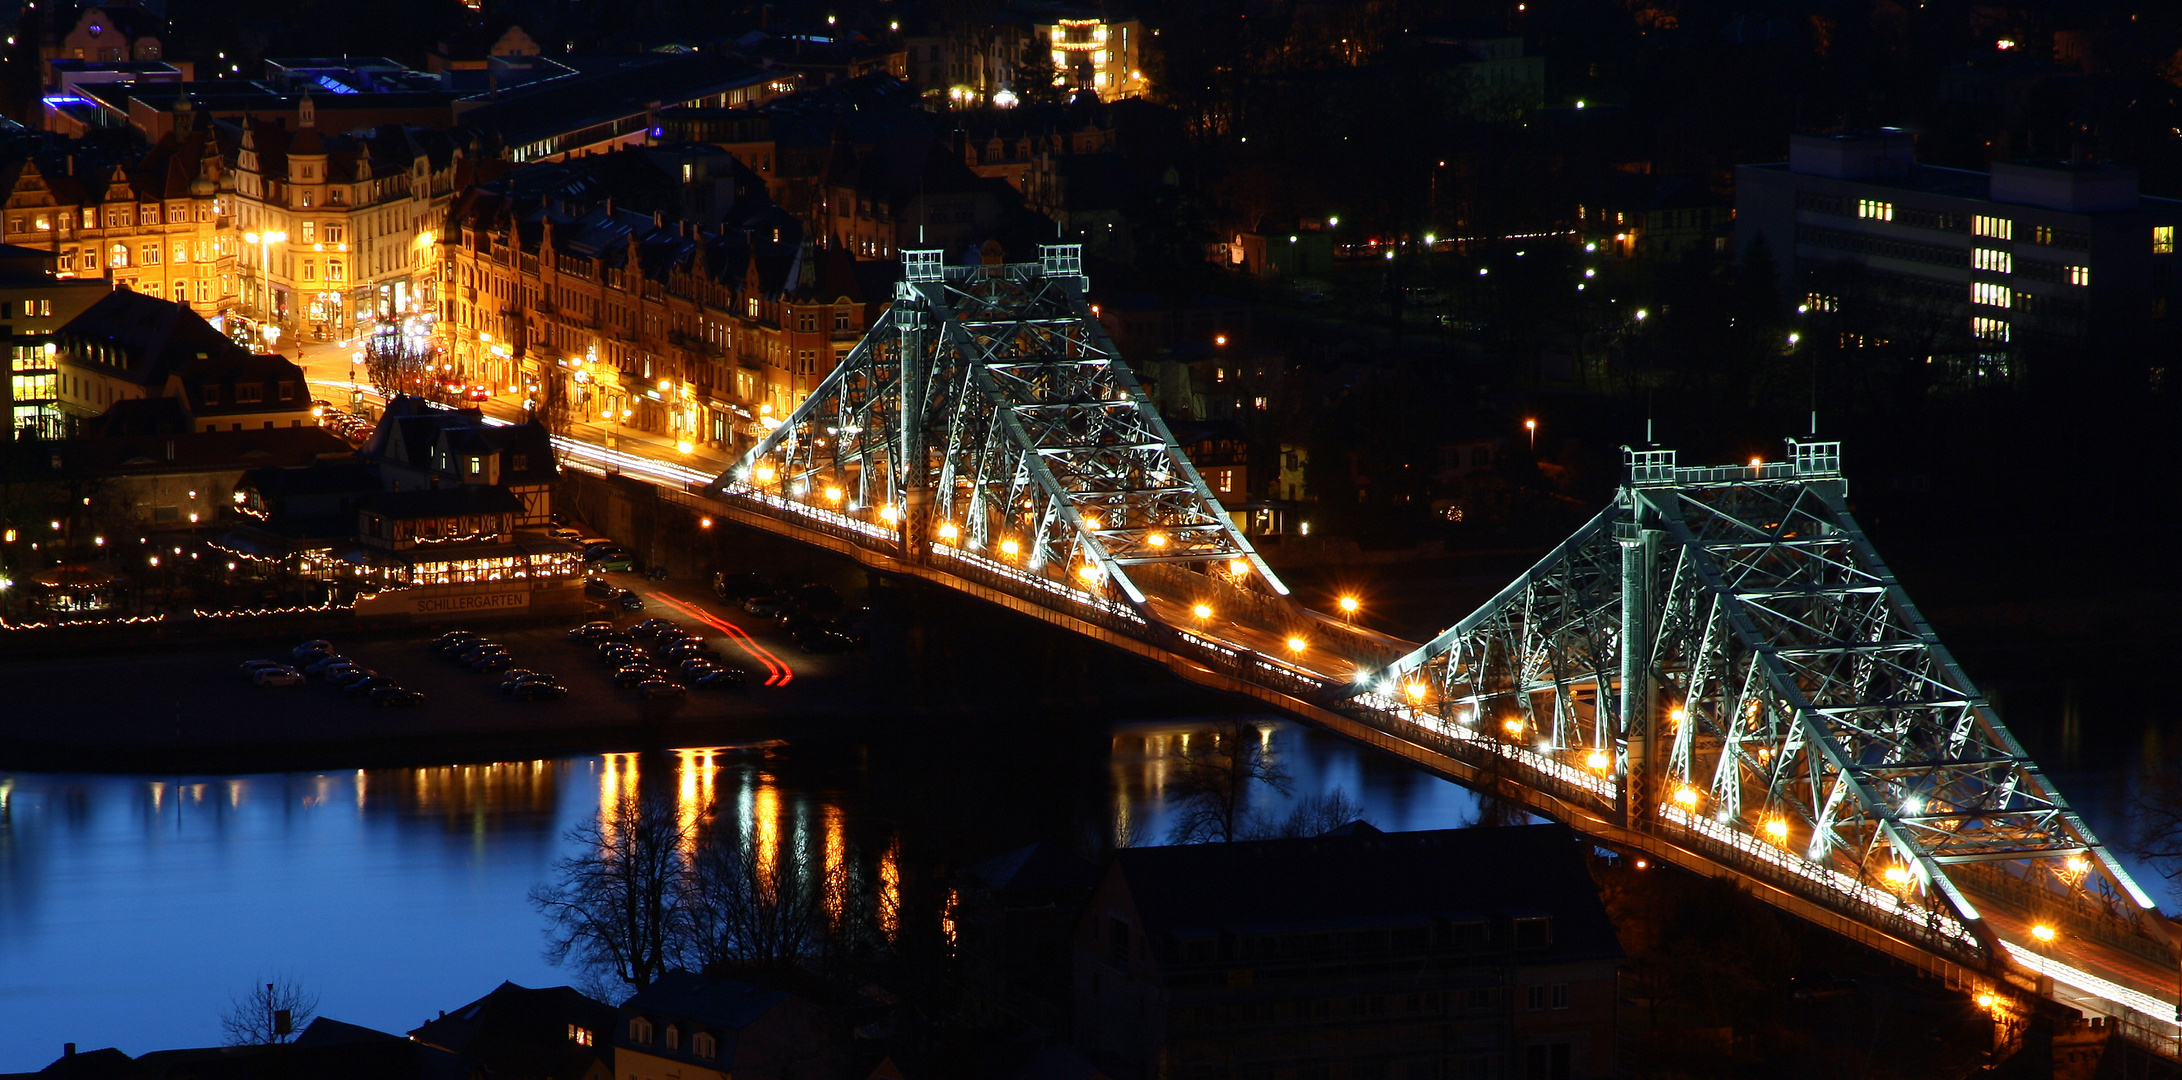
(0, 671, 2166, 1068)
(0, 714, 1483, 1066)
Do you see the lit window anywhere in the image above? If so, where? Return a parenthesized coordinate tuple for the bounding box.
(1971, 282, 2011, 308)
(2067, 265, 2089, 287)
(1974, 215, 2012, 240)
(1973, 248, 2011, 273)
(2156, 226, 2175, 255)
(567, 1024, 593, 1046)
(1971, 316, 2009, 342)
(2033, 224, 2053, 245)
(1856, 199, 1894, 222)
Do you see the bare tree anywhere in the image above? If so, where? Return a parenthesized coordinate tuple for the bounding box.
(219, 977, 318, 1045)
(362, 334, 443, 403)
(1254, 786, 1370, 839)
(1165, 720, 1292, 844)
(530, 792, 690, 996)
(679, 824, 847, 973)
(532, 362, 576, 437)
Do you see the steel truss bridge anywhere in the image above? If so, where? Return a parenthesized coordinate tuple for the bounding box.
(684, 247, 2179, 1041)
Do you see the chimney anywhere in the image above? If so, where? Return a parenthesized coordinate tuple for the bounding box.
(64, 1045, 76, 1058)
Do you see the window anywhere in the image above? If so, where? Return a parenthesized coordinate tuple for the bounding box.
(568, 1024, 593, 1046)
(1804, 292, 1838, 312)
(628, 1017, 653, 1043)
(109, 243, 128, 268)
(1973, 248, 2011, 274)
(302, 221, 315, 243)
(82, 208, 95, 229)
(1513, 916, 1552, 948)
(1523, 1042, 1572, 1080)
(1108, 916, 1130, 966)
(172, 241, 188, 263)
(1971, 316, 2009, 342)
(328, 260, 345, 281)
(1972, 282, 2011, 308)
(302, 261, 316, 281)
(302, 190, 314, 207)
(83, 251, 97, 270)
(142, 205, 160, 225)
(141, 244, 160, 266)
(664, 1024, 679, 1051)
(1856, 199, 1893, 222)
(468, 456, 483, 475)
(1974, 215, 2012, 240)
(143, 281, 162, 299)
(277, 381, 295, 400)
(200, 384, 219, 404)
(2033, 224, 2053, 245)
(692, 1032, 715, 1059)
(2157, 226, 2176, 255)
(512, 453, 528, 471)
(835, 308, 851, 330)
(796, 349, 816, 376)
(323, 224, 343, 243)
(796, 311, 816, 332)
(2067, 265, 2090, 286)
(236, 384, 263, 403)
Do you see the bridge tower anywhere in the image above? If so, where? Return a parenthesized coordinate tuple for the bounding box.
(715, 246, 1291, 623)
(1348, 442, 2176, 1023)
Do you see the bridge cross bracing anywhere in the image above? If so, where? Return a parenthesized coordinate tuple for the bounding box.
(704, 250, 2181, 1041)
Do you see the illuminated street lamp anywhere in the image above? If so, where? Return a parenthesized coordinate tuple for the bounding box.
(1337, 595, 1360, 616)
(1525, 418, 1537, 450)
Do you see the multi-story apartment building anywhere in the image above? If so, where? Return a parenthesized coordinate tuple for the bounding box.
(439, 145, 892, 452)
(906, 6, 1148, 105)
(1737, 129, 2182, 380)
(3, 106, 235, 318)
(228, 101, 469, 343)
(2, 243, 113, 439)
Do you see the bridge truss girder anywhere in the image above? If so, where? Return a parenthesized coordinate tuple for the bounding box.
(1357, 442, 2161, 961)
(716, 247, 1288, 609)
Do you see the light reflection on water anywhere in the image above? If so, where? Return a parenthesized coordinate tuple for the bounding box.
(0, 717, 1478, 1068)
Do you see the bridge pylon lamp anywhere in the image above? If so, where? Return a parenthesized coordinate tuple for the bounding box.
(823, 486, 843, 504)
(1338, 595, 1361, 616)
(1285, 635, 1306, 653)
(1191, 602, 1212, 620)
(936, 521, 960, 542)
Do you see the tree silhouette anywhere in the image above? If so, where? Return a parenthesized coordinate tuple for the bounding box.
(219, 977, 318, 1045)
(1165, 720, 1292, 843)
(530, 792, 690, 996)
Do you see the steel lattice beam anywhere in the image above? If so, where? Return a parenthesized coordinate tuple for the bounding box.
(1351, 442, 2164, 968)
(712, 247, 1288, 610)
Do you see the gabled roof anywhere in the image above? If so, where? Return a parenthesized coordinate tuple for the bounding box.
(56, 290, 240, 389)
(620, 970, 787, 1035)
(410, 982, 617, 1080)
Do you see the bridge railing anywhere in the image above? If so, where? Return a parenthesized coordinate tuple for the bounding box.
(1336, 692, 1992, 971)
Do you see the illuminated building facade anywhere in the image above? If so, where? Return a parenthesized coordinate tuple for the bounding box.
(0, 244, 112, 439)
(1737, 129, 2182, 381)
(2, 106, 235, 319)
(1036, 13, 1147, 100)
(228, 100, 466, 344)
(439, 148, 887, 452)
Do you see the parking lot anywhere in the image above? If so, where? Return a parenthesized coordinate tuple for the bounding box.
(0, 571, 870, 771)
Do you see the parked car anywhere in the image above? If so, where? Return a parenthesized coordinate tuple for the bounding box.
(617, 591, 645, 612)
(319, 660, 366, 682)
(456, 642, 504, 663)
(238, 659, 288, 679)
(594, 552, 640, 573)
(497, 669, 544, 689)
(566, 621, 616, 643)
(431, 632, 482, 656)
(303, 654, 353, 677)
(345, 676, 398, 697)
(547, 527, 584, 543)
(370, 687, 426, 707)
(253, 667, 305, 687)
(743, 594, 790, 617)
(634, 679, 686, 700)
(630, 618, 677, 639)
(713, 571, 767, 600)
(291, 639, 333, 661)
(598, 643, 640, 665)
(583, 577, 618, 600)
(508, 681, 569, 701)
(330, 668, 379, 689)
(468, 652, 515, 672)
(613, 665, 668, 688)
(694, 669, 747, 690)
(658, 639, 715, 661)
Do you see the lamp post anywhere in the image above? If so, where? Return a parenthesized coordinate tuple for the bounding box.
(243, 230, 287, 344)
